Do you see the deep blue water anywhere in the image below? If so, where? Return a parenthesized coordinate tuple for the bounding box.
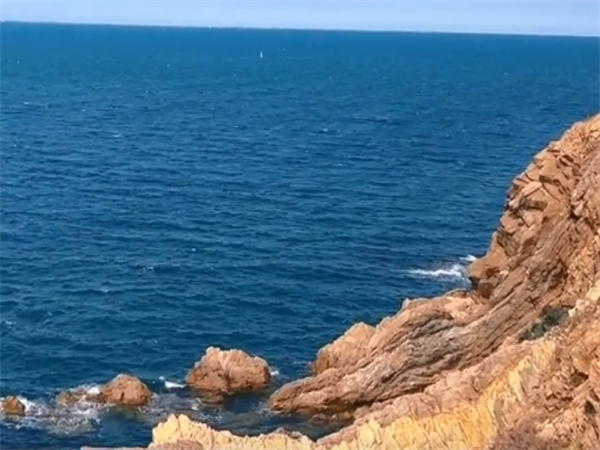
(0, 22, 598, 449)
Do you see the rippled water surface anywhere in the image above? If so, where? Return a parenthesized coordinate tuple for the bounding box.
(1, 23, 599, 449)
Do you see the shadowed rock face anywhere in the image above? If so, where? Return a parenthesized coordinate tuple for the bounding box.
(99, 113, 600, 450)
(186, 347, 271, 402)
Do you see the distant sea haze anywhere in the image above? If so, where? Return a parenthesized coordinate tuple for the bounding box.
(1, 22, 598, 449)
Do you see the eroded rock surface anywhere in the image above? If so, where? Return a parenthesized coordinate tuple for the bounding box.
(152, 444, 204, 450)
(83, 442, 204, 450)
(152, 415, 312, 450)
(186, 347, 271, 402)
(311, 323, 375, 374)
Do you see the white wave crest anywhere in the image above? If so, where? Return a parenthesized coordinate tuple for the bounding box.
(0, 396, 102, 436)
(159, 376, 185, 390)
(164, 380, 185, 389)
(407, 254, 479, 282)
(86, 385, 101, 395)
(269, 368, 280, 377)
(16, 396, 37, 413)
(408, 264, 466, 280)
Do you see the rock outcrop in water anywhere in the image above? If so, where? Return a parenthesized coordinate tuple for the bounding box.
(91, 113, 600, 449)
(186, 347, 272, 403)
(2, 396, 26, 416)
(101, 374, 153, 407)
(58, 374, 152, 407)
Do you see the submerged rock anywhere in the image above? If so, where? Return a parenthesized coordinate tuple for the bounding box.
(186, 347, 271, 402)
(148, 114, 600, 450)
(2, 396, 26, 416)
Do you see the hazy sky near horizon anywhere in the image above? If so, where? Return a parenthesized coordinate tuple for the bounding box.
(1, 1, 599, 36)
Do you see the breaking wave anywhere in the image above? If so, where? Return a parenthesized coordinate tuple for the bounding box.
(0, 395, 102, 435)
(159, 376, 185, 390)
(0, 380, 215, 436)
(407, 255, 478, 282)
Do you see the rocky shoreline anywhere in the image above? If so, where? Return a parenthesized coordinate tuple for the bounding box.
(3, 113, 599, 449)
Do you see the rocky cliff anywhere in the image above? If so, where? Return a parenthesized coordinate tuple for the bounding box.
(108, 113, 600, 450)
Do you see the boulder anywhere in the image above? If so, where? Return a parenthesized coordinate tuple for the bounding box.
(2, 396, 25, 416)
(186, 347, 271, 401)
(100, 374, 152, 407)
(57, 374, 152, 408)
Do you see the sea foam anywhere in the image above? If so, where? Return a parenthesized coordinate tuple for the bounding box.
(407, 255, 478, 282)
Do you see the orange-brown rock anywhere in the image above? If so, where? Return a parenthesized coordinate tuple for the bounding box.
(58, 374, 152, 407)
(2, 396, 26, 416)
(313, 279, 600, 450)
(152, 414, 313, 450)
(311, 322, 375, 374)
(101, 374, 152, 407)
(82, 442, 204, 450)
(186, 347, 271, 402)
(149, 114, 600, 450)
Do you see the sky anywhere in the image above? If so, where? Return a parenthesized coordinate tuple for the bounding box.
(1, 1, 599, 37)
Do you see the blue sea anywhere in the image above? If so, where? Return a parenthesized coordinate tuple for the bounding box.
(0, 22, 598, 449)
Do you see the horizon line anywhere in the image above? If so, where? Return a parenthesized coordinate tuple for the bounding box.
(2, 19, 599, 39)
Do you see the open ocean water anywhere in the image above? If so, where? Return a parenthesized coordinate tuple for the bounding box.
(0, 23, 598, 449)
